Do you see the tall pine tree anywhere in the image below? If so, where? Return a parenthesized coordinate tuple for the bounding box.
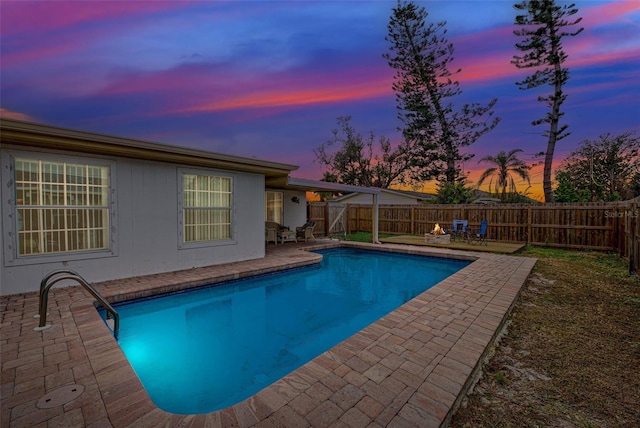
(512, 0, 583, 202)
(384, 1, 500, 185)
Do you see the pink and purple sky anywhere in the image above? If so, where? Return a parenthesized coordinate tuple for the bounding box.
(1, 1, 639, 200)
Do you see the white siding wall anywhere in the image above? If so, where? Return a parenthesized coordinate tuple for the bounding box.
(0, 147, 267, 296)
(279, 189, 308, 230)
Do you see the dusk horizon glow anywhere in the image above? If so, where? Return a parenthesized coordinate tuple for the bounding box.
(1, 0, 639, 201)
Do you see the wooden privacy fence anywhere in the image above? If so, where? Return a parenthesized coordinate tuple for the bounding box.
(308, 197, 639, 274)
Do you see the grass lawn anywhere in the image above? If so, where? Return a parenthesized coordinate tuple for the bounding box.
(451, 247, 640, 427)
(344, 231, 395, 242)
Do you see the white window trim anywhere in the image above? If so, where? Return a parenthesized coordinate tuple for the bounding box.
(2, 151, 118, 267)
(177, 168, 236, 249)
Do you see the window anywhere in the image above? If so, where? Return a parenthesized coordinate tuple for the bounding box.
(183, 173, 232, 242)
(265, 191, 283, 224)
(15, 158, 110, 256)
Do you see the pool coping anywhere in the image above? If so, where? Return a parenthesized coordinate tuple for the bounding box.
(1, 241, 536, 427)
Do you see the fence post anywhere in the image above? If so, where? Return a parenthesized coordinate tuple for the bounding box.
(614, 204, 619, 252)
(324, 203, 329, 237)
(527, 205, 532, 245)
(411, 207, 415, 235)
(630, 200, 638, 276)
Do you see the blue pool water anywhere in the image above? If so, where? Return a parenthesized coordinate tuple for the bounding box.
(103, 248, 469, 414)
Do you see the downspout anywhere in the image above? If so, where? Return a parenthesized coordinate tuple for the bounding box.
(373, 192, 381, 244)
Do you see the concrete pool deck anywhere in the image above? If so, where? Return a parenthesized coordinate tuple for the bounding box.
(1, 241, 536, 427)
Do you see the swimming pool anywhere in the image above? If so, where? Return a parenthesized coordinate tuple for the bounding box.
(103, 248, 469, 414)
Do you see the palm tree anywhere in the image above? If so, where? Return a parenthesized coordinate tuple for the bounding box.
(477, 149, 531, 200)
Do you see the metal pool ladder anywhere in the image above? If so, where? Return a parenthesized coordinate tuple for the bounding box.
(35, 269, 120, 339)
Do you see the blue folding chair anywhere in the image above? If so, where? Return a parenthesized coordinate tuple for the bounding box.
(449, 220, 468, 241)
(469, 220, 488, 245)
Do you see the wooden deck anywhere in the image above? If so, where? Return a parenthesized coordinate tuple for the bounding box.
(379, 235, 526, 254)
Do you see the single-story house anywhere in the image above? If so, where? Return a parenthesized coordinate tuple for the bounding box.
(0, 119, 380, 296)
(330, 188, 434, 205)
(472, 197, 502, 204)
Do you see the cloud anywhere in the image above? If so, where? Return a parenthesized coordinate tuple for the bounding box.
(582, 1, 640, 25)
(168, 67, 392, 115)
(0, 108, 34, 122)
(0, 1, 193, 37)
(0, 0, 637, 200)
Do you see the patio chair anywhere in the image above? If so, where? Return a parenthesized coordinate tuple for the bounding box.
(296, 221, 316, 242)
(265, 227, 278, 245)
(448, 219, 468, 241)
(265, 221, 287, 244)
(468, 220, 488, 245)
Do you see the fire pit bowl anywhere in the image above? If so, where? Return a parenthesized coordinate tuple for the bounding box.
(425, 233, 451, 244)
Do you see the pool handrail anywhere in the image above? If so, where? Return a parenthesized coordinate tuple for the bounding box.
(35, 269, 119, 339)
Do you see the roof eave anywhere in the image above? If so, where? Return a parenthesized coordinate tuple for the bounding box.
(266, 177, 380, 194)
(0, 119, 298, 179)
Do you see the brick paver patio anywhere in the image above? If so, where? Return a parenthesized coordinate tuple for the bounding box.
(1, 241, 536, 427)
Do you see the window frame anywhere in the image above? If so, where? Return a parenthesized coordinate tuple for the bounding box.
(2, 151, 117, 267)
(177, 168, 236, 249)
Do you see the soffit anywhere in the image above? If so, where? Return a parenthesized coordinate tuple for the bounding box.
(266, 176, 381, 194)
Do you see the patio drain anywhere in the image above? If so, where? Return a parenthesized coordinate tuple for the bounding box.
(36, 384, 85, 409)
